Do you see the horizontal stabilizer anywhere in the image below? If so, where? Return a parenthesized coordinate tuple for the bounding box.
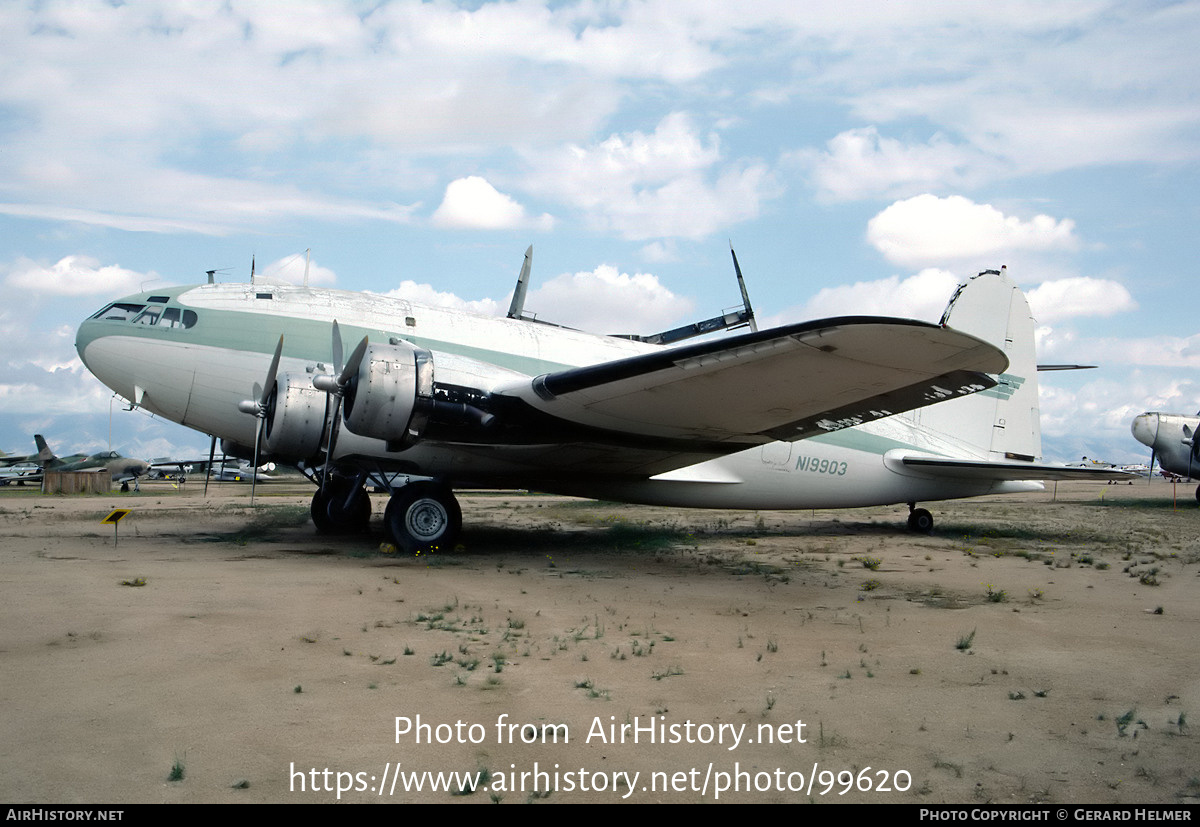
(494, 316, 1007, 447)
(896, 455, 1139, 482)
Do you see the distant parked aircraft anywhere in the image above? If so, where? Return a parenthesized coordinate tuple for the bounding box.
(1131, 411, 1200, 502)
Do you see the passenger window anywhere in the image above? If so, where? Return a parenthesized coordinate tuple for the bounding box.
(160, 308, 182, 328)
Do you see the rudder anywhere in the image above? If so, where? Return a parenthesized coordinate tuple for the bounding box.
(912, 268, 1042, 461)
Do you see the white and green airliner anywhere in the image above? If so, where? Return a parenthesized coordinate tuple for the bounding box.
(75, 260, 1126, 551)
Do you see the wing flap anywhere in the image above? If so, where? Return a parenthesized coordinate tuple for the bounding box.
(495, 316, 1006, 444)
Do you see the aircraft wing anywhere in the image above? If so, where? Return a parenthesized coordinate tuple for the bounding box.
(895, 456, 1140, 482)
(490, 316, 1007, 449)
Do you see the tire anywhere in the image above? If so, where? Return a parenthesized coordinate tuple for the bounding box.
(312, 484, 371, 534)
(908, 508, 934, 533)
(385, 483, 462, 554)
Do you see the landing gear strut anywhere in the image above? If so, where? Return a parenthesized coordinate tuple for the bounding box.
(907, 503, 934, 533)
(311, 476, 371, 534)
(385, 482, 462, 554)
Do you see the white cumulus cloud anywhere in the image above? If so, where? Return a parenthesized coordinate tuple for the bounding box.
(522, 113, 777, 241)
(801, 127, 996, 202)
(1026, 277, 1136, 324)
(431, 177, 554, 231)
(762, 268, 961, 327)
(867, 194, 1079, 268)
(4, 255, 154, 297)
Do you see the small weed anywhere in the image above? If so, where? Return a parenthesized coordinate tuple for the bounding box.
(861, 556, 882, 571)
(934, 759, 963, 779)
(651, 665, 684, 681)
(985, 584, 1008, 603)
(293, 685, 302, 694)
(168, 756, 185, 782)
(1116, 709, 1136, 737)
(956, 629, 977, 651)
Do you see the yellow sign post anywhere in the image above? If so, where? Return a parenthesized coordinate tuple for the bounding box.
(101, 508, 131, 546)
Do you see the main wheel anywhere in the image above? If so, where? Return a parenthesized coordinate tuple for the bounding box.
(908, 508, 934, 533)
(385, 483, 462, 554)
(311, 484, 371, 534)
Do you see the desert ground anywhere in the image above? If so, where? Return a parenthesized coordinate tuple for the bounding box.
(1, 477, 1198, 804)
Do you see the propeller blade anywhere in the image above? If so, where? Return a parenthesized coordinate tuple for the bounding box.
(339, 335, 369, 387)
(204, 434, 216, 497)
(332, 320, 344, 376)
(250, 415, 263, 506)
(260, 335, 284, 407)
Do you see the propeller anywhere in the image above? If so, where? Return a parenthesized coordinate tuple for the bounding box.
(203, 434, 217, 496)
(237, 335, 283, 505)
(1184, 423, 1198, 480)
(311, 320, 368, 492)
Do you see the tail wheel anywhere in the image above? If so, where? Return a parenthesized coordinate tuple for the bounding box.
(385, 482, 462, 554)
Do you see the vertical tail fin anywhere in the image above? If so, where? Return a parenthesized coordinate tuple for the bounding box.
(913, 268, 1042, 461)
(34, 434, 57, 463)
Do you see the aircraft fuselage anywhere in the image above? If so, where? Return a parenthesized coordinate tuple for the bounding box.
(76, 280, 1032, 512)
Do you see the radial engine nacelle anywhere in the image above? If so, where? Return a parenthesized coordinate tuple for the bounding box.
(263, 373, 330, 459)
(341, 340, 435, 451)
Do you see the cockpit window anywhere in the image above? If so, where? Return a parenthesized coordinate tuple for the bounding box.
(89, 302, 197, 328)
(159, 308, 198, 329)
(92, 302, 145, 322)
(133, 307, 162, 325)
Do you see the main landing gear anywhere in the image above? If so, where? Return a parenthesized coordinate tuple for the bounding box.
(907, 502, 934, 533)
(310, 475, 372, 535)
(307, 468, 463, 553)
(383, 482, 462, 554)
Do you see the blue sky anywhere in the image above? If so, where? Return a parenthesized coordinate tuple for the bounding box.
(1, 0, 1197, 465)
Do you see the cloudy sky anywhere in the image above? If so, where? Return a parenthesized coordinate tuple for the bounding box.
(1, 0, 1197, 464)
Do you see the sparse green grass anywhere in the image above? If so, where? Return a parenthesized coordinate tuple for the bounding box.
(1116, 708, 1136, 737)
(169, 756, 185, 782)
(956, 629, 976, 651)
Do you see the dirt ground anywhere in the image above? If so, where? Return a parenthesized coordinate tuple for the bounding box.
(1, 478, 1198, 804)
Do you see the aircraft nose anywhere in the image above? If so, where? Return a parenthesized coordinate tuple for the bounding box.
(1131, 413, 1160, 448)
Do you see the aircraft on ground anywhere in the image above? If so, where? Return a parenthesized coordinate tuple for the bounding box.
(0, 462, 42, 486)
(1131, 411, 1200, 501)
(34, 435, 152, 482)
(75, 254, 1129, 552)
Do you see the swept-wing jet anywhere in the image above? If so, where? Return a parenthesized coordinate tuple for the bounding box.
(1131, 411, 1200, 501)
(75, 258, 1128, 552)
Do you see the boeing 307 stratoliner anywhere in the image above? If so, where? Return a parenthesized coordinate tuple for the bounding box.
(75, 253, 1127, 552)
